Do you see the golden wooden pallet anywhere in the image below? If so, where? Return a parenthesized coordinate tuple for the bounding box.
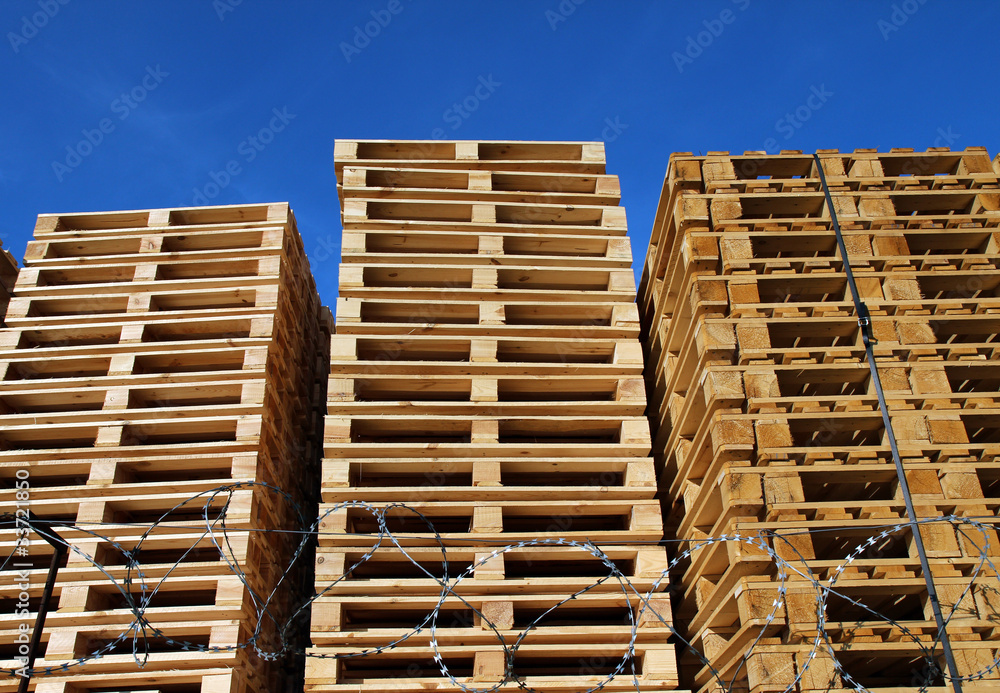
(304, 641, 679, 692)
(2, 666, 260, 693)
(338, 165, 622, 207)
(333, 140, 609, 181)
(639, 147, 1000, 693)
(342, 229, 634, 269)
(310, 140, 683, 692)
(314, 542, 669, 590)
(0, 203, 327, 693)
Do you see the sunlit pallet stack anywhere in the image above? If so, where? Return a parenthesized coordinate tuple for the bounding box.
(639, 147, 1000, 693)
(308, 140, 682, 692)
(0, 203, 328, 693)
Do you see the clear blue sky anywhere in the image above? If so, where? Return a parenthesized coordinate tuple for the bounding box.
(2, 0, 998, 303)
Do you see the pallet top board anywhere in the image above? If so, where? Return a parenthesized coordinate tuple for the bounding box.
(335, 139, 605, 161)
(34, 202, 292, 235)
(664, 146, 995, 179)
(334, 139, 607, 181)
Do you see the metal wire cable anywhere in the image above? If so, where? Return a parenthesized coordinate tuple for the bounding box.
(2, 484, 998, 692)
(813, 152, 965, 693)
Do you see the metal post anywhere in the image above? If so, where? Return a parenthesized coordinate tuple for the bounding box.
(18, 514, 68, 693)
(813, 153, 964, 693)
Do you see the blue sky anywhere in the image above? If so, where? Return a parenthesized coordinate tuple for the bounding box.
(2, 0, 998, 303)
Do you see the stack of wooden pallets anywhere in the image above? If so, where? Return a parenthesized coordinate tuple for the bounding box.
(308, 140, 683, 692)
(639, 147, 1000, 693)
(0, 203, 328, 693)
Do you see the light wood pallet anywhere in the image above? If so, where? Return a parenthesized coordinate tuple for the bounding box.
(338, 263, 637, 301)
(333, 297, 641, 341)
(639, 148, 1000, 693)
(309, 548, 676, 690)
(1, 665, 262, 693)
(309, 142, 683, 692)
(333, 140, 609, 180)
(338, 165, 622, 207)
(0, 203, 326, 693)
(304, 642, 679, 693)
(342, 197, 627, 232)
(314, 543, 670, 594)
(684, 640, 1000, 693)
(323, 454, 655, 501)
(0, 531, 291, 693)
(342, 228, 635, 271)
(0, 518, 297, 608)
(639, 146, 999, 327)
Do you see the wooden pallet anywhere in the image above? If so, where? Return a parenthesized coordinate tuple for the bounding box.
(304, 641, 679, 692)
(639, 147, 1000, 693)
(310, 141, 682, 692)
(686, 639, 1000, 693)
(338, 165, 621, 207)
(314, 543, 669, 592)
(1, 666, 260, 693)
(333, 140, 608, 180)
(342, 229, 634, 270)
(0, 203, 327, 693)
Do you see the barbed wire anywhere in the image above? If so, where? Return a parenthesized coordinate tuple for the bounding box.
(1, 481, 999, 693)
